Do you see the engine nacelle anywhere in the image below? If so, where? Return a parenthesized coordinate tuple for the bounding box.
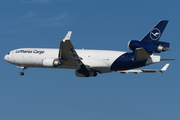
(43, 58, 62, 67)
(75, 69, 97, 77)
(127, 40, 169, 53)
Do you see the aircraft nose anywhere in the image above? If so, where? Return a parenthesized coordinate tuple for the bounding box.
(4, 54, 9, 62)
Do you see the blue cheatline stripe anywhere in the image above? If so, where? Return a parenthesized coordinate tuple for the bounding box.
(110, 52, 146, 71)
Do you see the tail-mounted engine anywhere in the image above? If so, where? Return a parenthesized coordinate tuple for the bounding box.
(127, 40, 169, 53)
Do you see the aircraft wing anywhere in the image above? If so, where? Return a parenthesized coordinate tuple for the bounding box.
(58, 31, 88, 70)
(118, 63, 169, 74)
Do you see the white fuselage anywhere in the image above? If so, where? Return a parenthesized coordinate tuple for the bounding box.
(4, 48, 126, 71)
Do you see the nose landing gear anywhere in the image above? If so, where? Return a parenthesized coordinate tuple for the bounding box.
(20, 72, 24, 76)
(17, 66, 27, 76)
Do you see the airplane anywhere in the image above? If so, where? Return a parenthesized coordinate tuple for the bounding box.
(4, 20, 174, 77)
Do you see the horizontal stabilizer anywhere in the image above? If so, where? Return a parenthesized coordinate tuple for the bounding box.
(134, 48, 150, 61)
(119, 63, 170, 74)
(160, 59, 175, 61)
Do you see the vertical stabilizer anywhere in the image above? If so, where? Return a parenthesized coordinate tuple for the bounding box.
(140, 20, 168, 43)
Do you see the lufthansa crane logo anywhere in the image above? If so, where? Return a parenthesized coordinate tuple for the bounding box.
(150, 28, 161, 40)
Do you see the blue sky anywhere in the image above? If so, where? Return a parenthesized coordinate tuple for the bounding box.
(0, 0, 180, 120)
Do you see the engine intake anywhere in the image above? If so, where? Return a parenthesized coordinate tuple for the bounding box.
(127, 40, 169, 53)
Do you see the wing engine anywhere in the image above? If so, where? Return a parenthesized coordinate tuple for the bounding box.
(43, 58, 62, 67)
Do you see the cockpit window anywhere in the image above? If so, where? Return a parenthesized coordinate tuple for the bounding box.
(7, 52, 10, 55)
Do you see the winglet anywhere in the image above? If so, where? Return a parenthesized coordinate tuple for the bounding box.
(63, 31, 72, 41)
(161, 63, 170, 71)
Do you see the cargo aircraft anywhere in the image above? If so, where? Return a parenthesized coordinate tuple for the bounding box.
(4, 20, 174, 77)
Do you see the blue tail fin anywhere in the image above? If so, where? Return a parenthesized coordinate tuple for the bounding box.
(140, 20, 168, 43)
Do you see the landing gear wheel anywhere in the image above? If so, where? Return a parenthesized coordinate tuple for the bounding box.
(20, 72, 24, 76)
